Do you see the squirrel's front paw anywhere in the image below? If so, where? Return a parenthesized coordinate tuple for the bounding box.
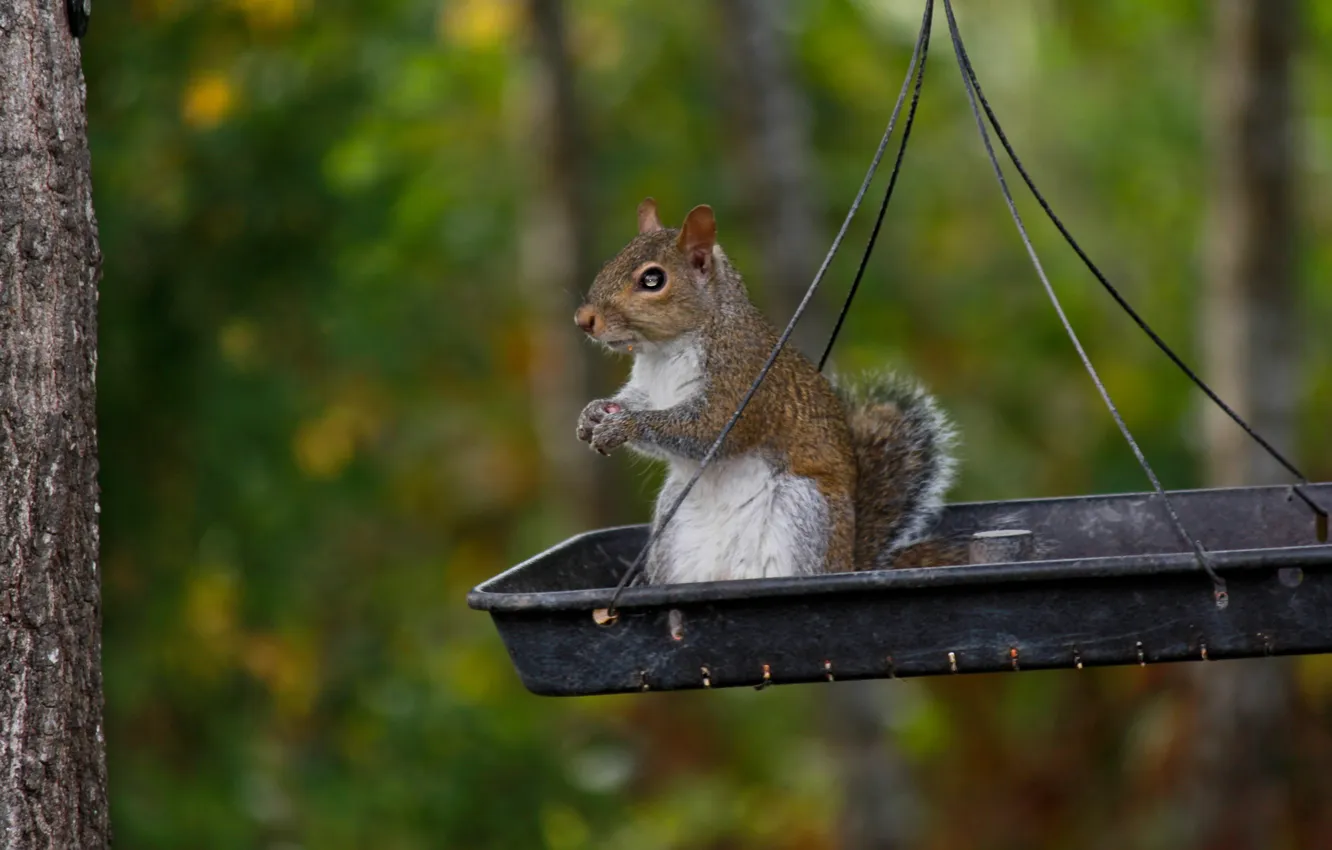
(589, 412, 633, 456)
(577, 399, 622, 444)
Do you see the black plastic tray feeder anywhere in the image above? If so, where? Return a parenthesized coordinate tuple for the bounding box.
(469, 1, 1332, 696)
(468, 483, 1332, 696)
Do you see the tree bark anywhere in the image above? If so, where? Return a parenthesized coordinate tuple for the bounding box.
(0, 1, 108, 846)
(822, 681, 922, 850)
(1190, 2, 1299, 848)
(519, 0, 614, 527)
(1201, 0, 1299, 488)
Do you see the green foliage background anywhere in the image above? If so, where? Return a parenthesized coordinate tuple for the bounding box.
(83, 0, 1332, 847)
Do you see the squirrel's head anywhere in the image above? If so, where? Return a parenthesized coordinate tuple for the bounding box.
(575, 199, 720, 352)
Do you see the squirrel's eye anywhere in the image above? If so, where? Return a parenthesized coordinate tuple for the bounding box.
(638, 267, 666, 290)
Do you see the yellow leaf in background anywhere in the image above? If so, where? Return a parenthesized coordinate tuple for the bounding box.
(1297, 654, 1332, 706)
(1096, 355, 1150, 425)
(440, 641, 503, 705)
(571, 10, 623, 72)
(540, 804, 590, 850)
(443, 538, 501, 599)
(186, 566, 238, 645)
(218, 318, 260, 370)
(132, 0, 179, 21)
(441, 0, 518, 49)
(294, 408, 356, 479)
(293, 405, 359, 479)
(292, 385, 385, 480)
(233, 0, 304, 31)
(181, 566, 240, 679)
(182, 72, 236, 130)
(244, 633, 318, 719)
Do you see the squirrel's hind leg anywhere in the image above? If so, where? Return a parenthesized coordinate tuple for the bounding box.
(817, 485, 856, 574)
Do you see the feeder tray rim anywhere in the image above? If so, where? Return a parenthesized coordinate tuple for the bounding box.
(468, 482, 1332, 614)
(468, 543, 1332, 613)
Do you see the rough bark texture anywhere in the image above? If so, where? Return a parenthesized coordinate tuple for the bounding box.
(1190, 2, 1299, 848)
(0, 0, 109, 846)
(520, 0, 614, 527)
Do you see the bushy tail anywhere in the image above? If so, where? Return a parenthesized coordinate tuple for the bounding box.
(832, 371, 960, 570)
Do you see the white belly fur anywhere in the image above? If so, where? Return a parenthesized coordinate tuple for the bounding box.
(648, 455, 830, 584)
(620, 336, 831, 583)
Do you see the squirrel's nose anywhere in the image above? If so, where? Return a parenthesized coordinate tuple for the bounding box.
(574, 305, 602, 336)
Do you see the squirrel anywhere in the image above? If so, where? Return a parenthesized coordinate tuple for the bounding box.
(573, 199, 961, 584)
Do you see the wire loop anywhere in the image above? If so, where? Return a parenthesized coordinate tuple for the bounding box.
(604, 0, 1320, 615)
(941, 0, 1225, 603)
(942, 0, 1327, 543)
(818, 4, 932, 371)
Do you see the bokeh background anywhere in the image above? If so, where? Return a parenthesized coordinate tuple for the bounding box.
(83, 0, 1332, 847)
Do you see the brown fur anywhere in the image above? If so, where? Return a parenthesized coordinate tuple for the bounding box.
(834, 372, 960, 569)
(885, 539, 970, 568)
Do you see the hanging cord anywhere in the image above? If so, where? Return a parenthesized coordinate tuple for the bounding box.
(602, 0, 937, 617)
(817, 2, 931, 372)
(946, 15, 1328, 543)
(942, 0, 1227, 607)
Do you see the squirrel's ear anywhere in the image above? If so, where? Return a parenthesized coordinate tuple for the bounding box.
(677, 205, 716, 273)
(637, 198, 664, 234)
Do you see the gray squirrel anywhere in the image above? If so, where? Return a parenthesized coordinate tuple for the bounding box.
(573, 199, 960, 583)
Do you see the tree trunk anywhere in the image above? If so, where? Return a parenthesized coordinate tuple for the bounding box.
(0, 1, 109, 847)
(1190, 2, 1299, 848)
(822, 681, 922, 850)
(1201, 0, 1299, 488)
(519, 0, 614, 528)
(716, 4, 917, 849)
(717, 0, 828, 362)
